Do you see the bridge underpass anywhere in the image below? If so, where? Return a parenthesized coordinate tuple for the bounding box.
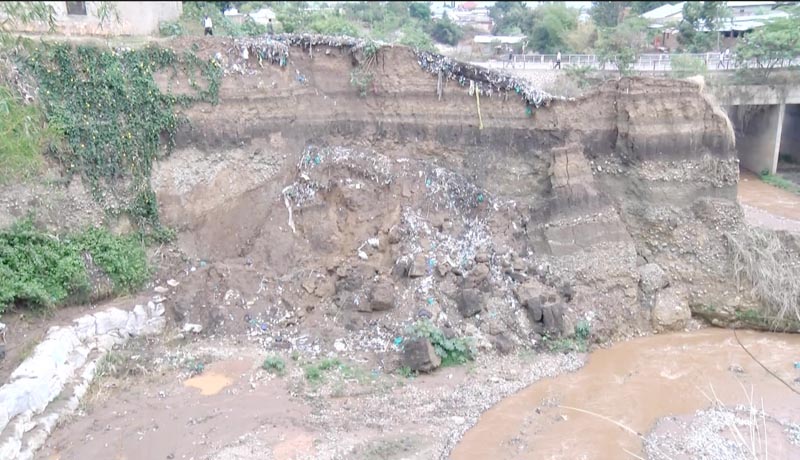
(713, 85, 800, 177)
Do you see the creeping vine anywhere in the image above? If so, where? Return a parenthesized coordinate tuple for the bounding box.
(23, 43, 222, 238)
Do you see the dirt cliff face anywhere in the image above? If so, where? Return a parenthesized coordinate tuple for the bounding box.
(150, 40, 743, 351)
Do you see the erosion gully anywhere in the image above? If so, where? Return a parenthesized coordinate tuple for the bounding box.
(453, 328, 800, 460)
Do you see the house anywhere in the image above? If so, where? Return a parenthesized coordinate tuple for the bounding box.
(1, 1, 182, 36)
(249, 7, 277, 26)
(642, 1, 791, 51)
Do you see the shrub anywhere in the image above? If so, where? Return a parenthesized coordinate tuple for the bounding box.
(0, 219, 149, 312)
(262, 355, 286, 376)
(670, 54, 707, 79)
(158, 20, 183, 37)
(406, 319, 475, 366)
(0, 85, 58, 183)
(304, 358, 343, 383)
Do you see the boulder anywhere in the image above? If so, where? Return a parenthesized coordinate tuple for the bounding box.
(457, 289, 483, 318)
(370, 283, 396, 311)
(489, 334, 514, 355)
(542, 304, 565, 334)
(526, 296, 544, 322)
(403, 338, 441, 373)
(638, 263, 669, 294)
(408, 254, 429, 278)
(652, 288, 691, 331)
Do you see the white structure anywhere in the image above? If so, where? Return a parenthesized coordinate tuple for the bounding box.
(249, 7, 276, 25)
(0, 1, 182, 36)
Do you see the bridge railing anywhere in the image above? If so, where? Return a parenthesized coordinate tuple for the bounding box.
(499, 53, 800, 71)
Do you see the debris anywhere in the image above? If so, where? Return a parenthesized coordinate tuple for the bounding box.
(182, 323, 203, 334)
(166, 279, 180, 287)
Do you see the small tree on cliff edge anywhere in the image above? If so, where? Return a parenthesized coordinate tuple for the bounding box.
(596, 16, 649, 76)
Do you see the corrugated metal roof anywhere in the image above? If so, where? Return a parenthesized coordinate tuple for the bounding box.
(643, 2, 685, 20)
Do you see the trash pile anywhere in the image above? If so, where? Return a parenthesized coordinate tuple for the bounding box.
(415, 50, 558, 107)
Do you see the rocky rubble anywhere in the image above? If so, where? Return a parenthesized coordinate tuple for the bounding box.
(0, 293, 168, 460)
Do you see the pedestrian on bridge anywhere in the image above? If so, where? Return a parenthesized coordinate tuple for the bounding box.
(554, 51, 561, 69)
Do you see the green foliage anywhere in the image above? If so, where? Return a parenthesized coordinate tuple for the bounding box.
(759, 170, 800, 194)
(0, 2, 56, 41)
(596, 16, 649, 75)
(542, 321, 591, 353)
(530, 4, 578, 54)
(309, 14, 359, 36)
(564, 64, 593, 89)
(0, 85, 60, 183)
(262, 355, 287, 376)
(575, 320, 590, 341)
(565, 21, 598, 53)
(304, 357, 343, 383)
(409, 2, 432, 21)
(431, 15, 463, 46)
(735, 10, 800, 79)
(406, 319, 475, 367)
(489, 1, 533, 36)
(677, 1, 728, 52)
(350, 68, 373, 97)
(24, 43, 221, 235)
(590, 1, 628, 28)
(397, 365, 415, 378)
(399, 23, 435, 52)
(159, 20, 185, 37)
(670, 54, 707, 78)
(0, 219, 149, 312)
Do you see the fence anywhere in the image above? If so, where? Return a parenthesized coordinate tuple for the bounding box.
(490, 53, 800, 72)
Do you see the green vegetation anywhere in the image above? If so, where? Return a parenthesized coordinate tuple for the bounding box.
(0, 219, 149, 312)
(304, 357, 343, 383)
(670, 54, 707, 78)
(595, 17, 649, 75)
(24, 43, 221, 238)
(542, 320, 591, 353)
(0, 85, 60, 183)
(431, 13, 462, 47)
(735, 7, 800, 79)
(406, 319, 475, 367)
(262, 355, 287, 376)
(759, 170, 800, 194)
(677, 1, 728, 53)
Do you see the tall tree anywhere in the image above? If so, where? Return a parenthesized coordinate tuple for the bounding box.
(488, 1, 533, 35)
(590, 1, 630, 28)
(735, 6, 800, 78)
(530, 3, 579, 53)
(595, 16, 649, 75)
(677, 1, 728, 52)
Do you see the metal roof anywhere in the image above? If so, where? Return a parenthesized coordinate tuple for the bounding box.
(642, 2, 685, 20)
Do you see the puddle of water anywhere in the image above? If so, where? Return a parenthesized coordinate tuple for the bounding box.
(452, 329, 800, 460)
(183, 372, 233, 396)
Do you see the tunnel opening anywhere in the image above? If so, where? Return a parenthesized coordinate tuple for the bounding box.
(777, 103, 800, 187)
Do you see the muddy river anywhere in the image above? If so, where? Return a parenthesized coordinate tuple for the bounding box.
(452, 328, 800, 460)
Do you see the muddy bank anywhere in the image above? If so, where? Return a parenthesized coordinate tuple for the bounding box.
(453, 328, 800, 460)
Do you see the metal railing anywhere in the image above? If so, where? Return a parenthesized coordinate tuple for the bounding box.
(484, 53, 800, 72)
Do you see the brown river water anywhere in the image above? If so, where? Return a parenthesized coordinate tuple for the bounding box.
(452, 328, 800, 460)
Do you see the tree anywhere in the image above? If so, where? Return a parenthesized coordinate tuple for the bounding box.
(590, 1, 629, 28)
(409, 2, 431, 21)
(431, 13, 463, 46)
(735, 9, 800, 78)
(530, 3, 578, 53)
(0, 1, 56, 38)
(595, 16, 649, 75)
(489, 1, 533, 35)
(565, 21, 598, 53)
(677, 1, 727, 52)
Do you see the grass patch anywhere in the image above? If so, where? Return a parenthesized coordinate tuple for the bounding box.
(0, 84, 59, 183)
(405, 319, 475, 367)
(759, 170, 800, 194)
(304, 357, 343, 383)
(262, 355, 286, 376)
(0, 218, 149, 312)
(541, 320, 591, 353)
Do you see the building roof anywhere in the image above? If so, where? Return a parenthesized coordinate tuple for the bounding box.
(473, 35, 527, 44)
(642, 2, 685, 20)
(725, 1, 776, 7)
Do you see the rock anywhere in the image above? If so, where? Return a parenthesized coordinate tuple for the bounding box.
(457, 289, 483, 318)
(334, 339, 347, 352)
(526, 296, 544, 322)
(542, 304, 565, 334)
(652, 288, 691, 331)
(403, 338, 441, 373)
(94, 308, 131, 335)
(470, 263, 490, 283)
(182, 323, 203, 334)
(489, 334, 514, 355)
(0, 344, 5, 361)
(408, 254, 428, 278)
(475, 251, 489, 263)
(166, 279, 180, 287)
(388, 225, 402, 244)
(154, 286, 169, 294)
(638, 263, 669, 294)
(451, 416, 466, 425)
(370, 283, 396, 311)
(417, 308, 433, 319)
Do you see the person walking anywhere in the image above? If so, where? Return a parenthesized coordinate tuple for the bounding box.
(554, 51, 562, 69)
(203, 15, 213, 36)
(267, 18, 274, 35)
